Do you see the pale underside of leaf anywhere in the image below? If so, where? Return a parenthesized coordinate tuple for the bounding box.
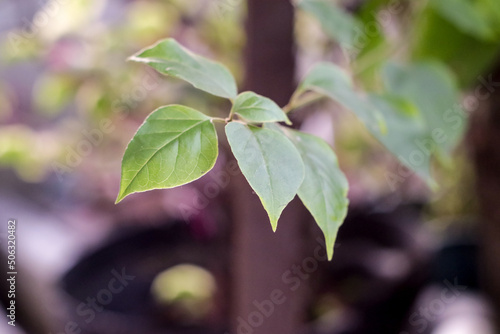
(270, 125, 349, 260)
(225, 122, 304, 230)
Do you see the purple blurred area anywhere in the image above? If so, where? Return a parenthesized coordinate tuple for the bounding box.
(0, 1, 495, 334)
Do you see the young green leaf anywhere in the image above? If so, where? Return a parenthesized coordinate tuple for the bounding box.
(225, 122, 304, 230)
(283, 127, 349, 260)
(298, 0, 362, 49)
(129, 38, 238, 99)
(231, 91, 291, 124)
(116, 105, 218, 202)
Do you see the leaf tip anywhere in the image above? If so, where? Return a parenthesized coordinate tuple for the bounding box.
(269, 215, 279, 232)
(327, 248, 334, 261)
(326, 238, 335, 261)
(115, 191, 126, 204)
(115, 185, 133, 204)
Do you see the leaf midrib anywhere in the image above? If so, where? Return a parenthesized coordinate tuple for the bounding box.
(131, 56, 235, 98)
(254, 131, 277, 218)
(122, 119, 208, 196)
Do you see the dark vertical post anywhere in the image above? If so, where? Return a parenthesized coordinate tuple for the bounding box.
(244, 0, 296, 105)
(470, 65, 500, 329)
(229, 1, 309, 333)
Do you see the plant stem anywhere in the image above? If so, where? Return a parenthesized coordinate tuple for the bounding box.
(226, 108, 235, 122)
(282, 92, 326, 114)
(212, 117, 227, 123)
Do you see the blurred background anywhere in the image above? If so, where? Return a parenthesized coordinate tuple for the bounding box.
(0, 0, 500, 333)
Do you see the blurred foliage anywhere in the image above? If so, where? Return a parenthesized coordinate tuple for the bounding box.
(0, 125, 61, 182)
(151, 264, 216, 322)
(33, 73, 77, 117)
(295, 0, 500, 217)
(412, 0, 500, 87)
(0, 0, 244, 183)
(427, 146, 478, 221)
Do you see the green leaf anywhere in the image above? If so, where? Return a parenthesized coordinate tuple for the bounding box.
(116, 105, 218, 202)
(429, 0, 494, 40)
(383, 62, 464, 157)
(129, 38, 238, 99)
(298, 0, 362, 50)
(231, 91, 291, 124)
(225, 122, 304, 230)
(284, 128, 349, 260)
